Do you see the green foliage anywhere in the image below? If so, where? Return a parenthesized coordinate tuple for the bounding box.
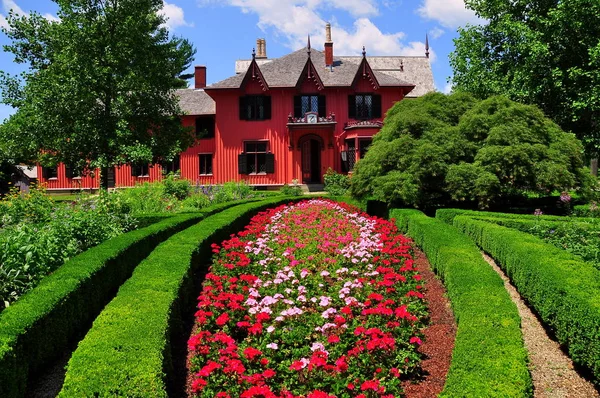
(0, 0, 196, 186)
(162, 173, 192, 201)
(471, 216, 600, 271)
(58, 198, 303, 398)
(279, 179, 303, 196)
(0, 212, 206, 398)
(323, 167, 350, 196)
(390, 209, 531, 397)
(451, 215, 600, 384)
(0, 187, 135, 308)
(451, 0, 600, 155)
(351, 93, 589, 209)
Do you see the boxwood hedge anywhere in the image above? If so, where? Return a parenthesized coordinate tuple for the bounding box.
(0, 200, 254, 398)
(59, 197, 302, 398)
(436, 208, 595, 225)
(390, 209, 532, 397)
(452, 215, 600, 385)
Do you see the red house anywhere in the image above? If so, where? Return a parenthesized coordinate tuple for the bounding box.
(38, 25, 435, 191)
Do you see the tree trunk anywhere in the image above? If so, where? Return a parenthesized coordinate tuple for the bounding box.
(100, 167, 109, 190)
(591, 158, 598, 177)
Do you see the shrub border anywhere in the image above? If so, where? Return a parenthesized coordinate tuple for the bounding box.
(436, 208, 596, 225)
(451, 214, 600, 385)
(58, 197, 305, 397)
(390, 209, 532, 397)
(0, 200, 255, 398)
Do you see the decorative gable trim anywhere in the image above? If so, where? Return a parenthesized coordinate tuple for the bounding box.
(296, 57, 324, 91)
(241, 52, 269, 92)
(351, 52, 380, 91)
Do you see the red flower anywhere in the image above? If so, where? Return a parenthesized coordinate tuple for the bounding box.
(243, 347, 263, 361)
(328, 335, 340, 344)
(216, 312, 229, 326)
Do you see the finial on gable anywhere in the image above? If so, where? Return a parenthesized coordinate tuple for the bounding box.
(425, 33, 430, 58)
(307, 34, 312, 57)
(362, 46, 366, 57)
(252, 48, 256, 59)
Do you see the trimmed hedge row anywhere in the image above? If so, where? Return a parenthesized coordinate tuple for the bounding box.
(390, 209, 532, 397)
(0, 200, 248, 398)
(436, 208, 596, 225)
(452, 215, 600, 385)
(59, 197, 301, 397)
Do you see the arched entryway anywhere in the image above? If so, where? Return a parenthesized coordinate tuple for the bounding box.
(298, 134, 323, 183)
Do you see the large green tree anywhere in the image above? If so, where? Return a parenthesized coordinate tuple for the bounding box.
(0, 0, 195, 187)
(450, 0, 600, 163)
(350, 93, 593, 209)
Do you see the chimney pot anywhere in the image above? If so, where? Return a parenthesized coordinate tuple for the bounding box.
(194, 65, 206, 89)
(256, 38, 267, 59)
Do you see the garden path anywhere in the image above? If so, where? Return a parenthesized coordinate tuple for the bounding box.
(401, 248, 457, 397)
(482, 253, 599, 398)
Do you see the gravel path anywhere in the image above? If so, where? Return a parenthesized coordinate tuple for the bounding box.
(482, 253, 599, 398)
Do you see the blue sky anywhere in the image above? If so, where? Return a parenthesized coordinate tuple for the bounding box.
(0, 0, 482, 122)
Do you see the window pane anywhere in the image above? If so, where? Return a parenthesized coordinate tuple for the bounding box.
(256, 142, 268, 152)
(245, 142, 256, 153)
(310, 95, 319, 113)
(247, 153, 257, 174)
(257, 153, 267, 173)
(301, 96, 310, 115)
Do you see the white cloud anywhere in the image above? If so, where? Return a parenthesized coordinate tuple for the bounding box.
(1, 0, 59, 28)
(2, 0, 25, 16)
(417, 0, 481, 28)
(161, 1, 193, 30)
(429, 26, 444, 39)
(326, 0, 378, 17)
(442, 81, 453, 94)
(199, 1, 430, 58)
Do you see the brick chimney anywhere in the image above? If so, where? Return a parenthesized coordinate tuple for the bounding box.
(256, 38, 267, 59)
(324, 23, 333, 67)
(194, 65, 206, 89)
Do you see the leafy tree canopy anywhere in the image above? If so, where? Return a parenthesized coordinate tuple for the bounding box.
(350, 92, 593, 209)
(0, 0, 196, 186)
(450, 0, 600, 157)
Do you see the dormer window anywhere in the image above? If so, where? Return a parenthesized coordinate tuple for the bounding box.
(294, 95, 326, 118)
(348, 94, 382, 120)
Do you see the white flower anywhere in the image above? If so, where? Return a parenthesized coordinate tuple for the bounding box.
(266, 343, 279, 350)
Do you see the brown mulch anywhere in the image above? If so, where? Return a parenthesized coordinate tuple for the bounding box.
(401, 247, 457, 397)
(182, 247, 457, 397)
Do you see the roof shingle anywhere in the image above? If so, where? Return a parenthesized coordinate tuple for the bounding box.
(176, 89, 215, 115)
(217, 48, 434, 96)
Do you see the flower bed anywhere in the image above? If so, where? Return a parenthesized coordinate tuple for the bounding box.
(188, 199, 427, 397)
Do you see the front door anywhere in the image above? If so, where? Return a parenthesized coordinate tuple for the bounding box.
(301, 139, 321, 183)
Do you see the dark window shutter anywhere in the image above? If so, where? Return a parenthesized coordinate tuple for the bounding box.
(42, 167, 49, 179)
(264, 96, 271, 119)
(318, 95, 326, 117)
(348, 95, 356, 119)
(238, 153, 248, 174)
(239, 96, 247, 120)
(294, 96, 302, 118)
(131, 165, 138, 177)
(265, 153, 275, 174)
(372, 95, 382, 118)
(65, 166, 73, 179)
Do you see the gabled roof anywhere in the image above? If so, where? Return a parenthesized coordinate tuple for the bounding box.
(240, 54, 270, 91)
(339, 56, 435, 97)
(176, 89, 215, 115)
(208, 48, 419, 91)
